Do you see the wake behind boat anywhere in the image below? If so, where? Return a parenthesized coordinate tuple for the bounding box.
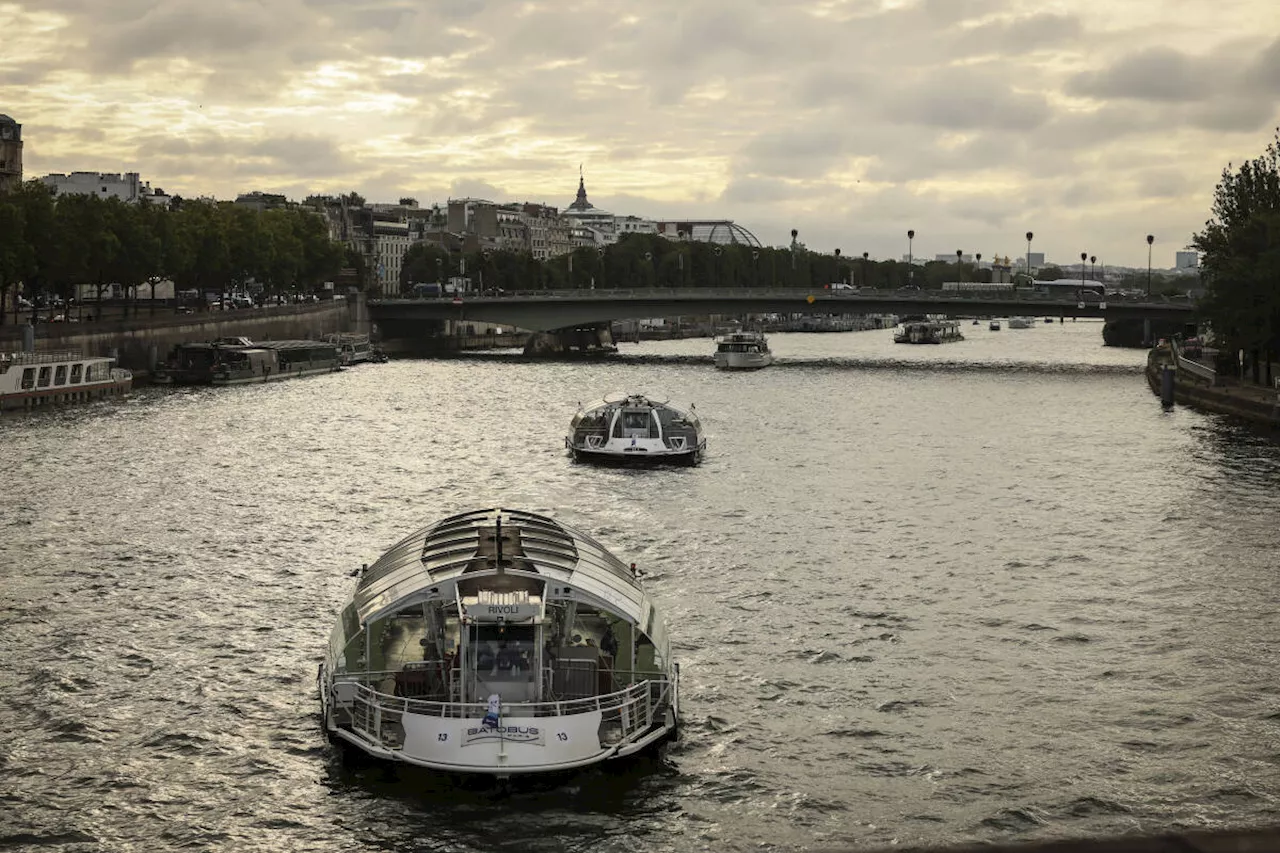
(714, 330, 772, 370)
(565, 394, 705, 466)
(318, 507, 681, 777)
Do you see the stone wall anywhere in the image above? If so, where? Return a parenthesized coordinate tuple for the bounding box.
(0, 298, 365, 374)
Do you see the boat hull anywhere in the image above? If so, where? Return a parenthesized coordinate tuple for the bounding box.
(713, 352, 773, 370)
(569, 444, 702, 466)
(0, 375, 131, 412)
(320, 670, 679, 777)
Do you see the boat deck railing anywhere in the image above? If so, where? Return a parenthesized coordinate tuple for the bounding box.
(2, 350, 85, 366)
(337, 674, 674, 753)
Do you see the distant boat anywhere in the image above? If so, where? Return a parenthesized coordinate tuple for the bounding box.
(714, 331, 772, 370)
(566, 394, 705, 466)
(894, 320, 964, 344)
(1, 350, 131, 413)
(153, 337, 341, 384)
(326, 333, 374, 366)
(1008, 317, 1034, 329)
(989, 320, 1001, 331)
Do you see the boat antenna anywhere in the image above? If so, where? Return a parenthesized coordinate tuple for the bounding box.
(495, 514, 504, 573)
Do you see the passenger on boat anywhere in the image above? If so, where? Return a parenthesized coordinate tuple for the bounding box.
(496, 642, 523, 673)
(601, 624, 619, 657)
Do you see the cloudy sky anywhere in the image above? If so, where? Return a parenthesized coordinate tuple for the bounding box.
(3, 0, 1279, 267)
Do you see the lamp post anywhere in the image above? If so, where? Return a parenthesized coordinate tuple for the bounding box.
(1146, 234, 1154, 296)
(790, 229, 799, 283)
(1089, 255, 1096, 292)
(1025, 231, 1034, 286)
(862, 251, 869, 289)
(1079, 252, 1087, 306)
(834, 248, 842, 286)
(907, 229, 915, 286)
(975, 252, 982, 283)
(956, 249, 964, 283)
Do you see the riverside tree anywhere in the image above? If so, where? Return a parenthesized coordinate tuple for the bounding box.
(1193, 128, 1280, 383)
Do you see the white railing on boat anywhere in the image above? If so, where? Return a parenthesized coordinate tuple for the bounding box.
(336, 676, 673, 754)
(1, 351, 85, 366)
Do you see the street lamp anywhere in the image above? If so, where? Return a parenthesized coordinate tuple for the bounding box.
(834, 248, 842, 286)
(1079, 252, 1087, 305)
(907, 229, 915, 286)
(1025, 231, 1034, 286)
(790, 229, 799, 273)
(1089, 255, 1096, 290)
(1146, 234, 1154, 296)
(862, 251, 869, 289)
(956, 249, 964, 283)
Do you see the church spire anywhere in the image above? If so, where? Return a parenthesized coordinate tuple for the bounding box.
(570, 166, 593, 210)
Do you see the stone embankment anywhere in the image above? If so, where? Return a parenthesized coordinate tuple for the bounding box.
(1146, 341, 1280, 428)
(1, 300, 360, 381)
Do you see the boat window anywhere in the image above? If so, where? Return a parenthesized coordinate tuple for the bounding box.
(54, 365, 67, 386)
(472, 624, 536, 680)
(623, 411, 649, 431)
(37, 366, 51, 388)
(69, 364, 83, 384)
(21, 368, 35, 389)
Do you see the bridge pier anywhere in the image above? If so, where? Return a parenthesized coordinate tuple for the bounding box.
(524, 323, 618, 357)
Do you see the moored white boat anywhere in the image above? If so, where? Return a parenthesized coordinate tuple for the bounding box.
(318, 507, 681, 777)
(326, 333, 374, 366)
(0, 350, 132, 413)
(565, 394, 705, 466)
(1008, 317, 1034, 329)
(714, 331, 772, 370)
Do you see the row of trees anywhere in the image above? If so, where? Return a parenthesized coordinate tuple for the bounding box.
(399, 232, 1032, 294)
(1193, 128, 1280, 383)
(0, 182, 348, 324)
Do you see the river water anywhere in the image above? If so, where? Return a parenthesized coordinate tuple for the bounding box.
(3, 320, 1280, 853)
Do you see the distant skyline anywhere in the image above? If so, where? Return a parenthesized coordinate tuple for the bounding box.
(3, 0, 1279, 266)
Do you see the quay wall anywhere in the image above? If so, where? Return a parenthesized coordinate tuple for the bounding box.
(1145, 350, 1280, 428)
(0, 300, 363, 378)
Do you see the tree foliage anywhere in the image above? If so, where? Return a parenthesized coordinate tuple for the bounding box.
(1192, 128, 1280, 380)
(0, 185, 346, 324)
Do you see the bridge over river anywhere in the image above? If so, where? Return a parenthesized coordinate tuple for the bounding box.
(369, 287, 1196, 354)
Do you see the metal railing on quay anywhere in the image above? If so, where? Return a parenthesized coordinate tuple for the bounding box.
(374, 288, 1175, 305)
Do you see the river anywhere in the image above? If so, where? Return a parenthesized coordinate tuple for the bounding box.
(3, 319, 1280, 852)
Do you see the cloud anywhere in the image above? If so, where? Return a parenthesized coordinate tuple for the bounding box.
(5, 0, 1280, 265)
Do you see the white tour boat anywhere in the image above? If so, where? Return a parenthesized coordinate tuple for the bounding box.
(319, 507, 681, 777)
(0, 350, 132, 413)
(714, 330, 773, 370)
(565, 394, 706, 466)
(989, 319, 1002, 331)
(893, 319, 965, 344)
(1008, 317, 1034, 329)
(326, 333, 374, 366)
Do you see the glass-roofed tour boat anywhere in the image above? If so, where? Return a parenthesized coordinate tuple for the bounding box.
(319, 507, 681, 777)
(565, 393, 706, 466)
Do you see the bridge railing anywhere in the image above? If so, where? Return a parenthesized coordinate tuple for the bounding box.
(375, 287, 1177, 305)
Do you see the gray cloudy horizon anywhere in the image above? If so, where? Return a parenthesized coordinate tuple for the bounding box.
(3, 0, 1279, 267)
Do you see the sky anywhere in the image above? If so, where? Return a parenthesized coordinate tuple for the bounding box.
(3, 0, 1279, 268)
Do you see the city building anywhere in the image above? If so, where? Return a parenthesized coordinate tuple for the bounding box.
(40, 171, 170, 207)
(654, 220, 762, 247)
(1175, 251, 1199, 269)
(0, 114, 22, 193)
(234, 191, 290, 211)
(1015, 252, 1045, 271)
(562, 175, 617, 245)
